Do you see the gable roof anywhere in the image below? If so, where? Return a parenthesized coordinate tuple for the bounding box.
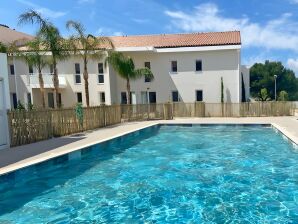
(108, 31, 241, 49)
(0, 25, 34, 46)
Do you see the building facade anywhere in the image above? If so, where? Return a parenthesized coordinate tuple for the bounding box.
(2, 30, 250, 109)
(0, 53, 10, 149)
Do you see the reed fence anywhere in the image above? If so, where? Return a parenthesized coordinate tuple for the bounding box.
(7, 102, 295, 147)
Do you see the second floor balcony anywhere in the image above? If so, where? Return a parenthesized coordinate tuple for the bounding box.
(28, 74, 67, 88)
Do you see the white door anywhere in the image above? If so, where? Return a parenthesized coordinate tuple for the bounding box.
(0, 79, 8, 147)
(131, 92, 137, 105)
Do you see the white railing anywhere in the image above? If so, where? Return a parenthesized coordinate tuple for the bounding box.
(28, 73, 67, 88)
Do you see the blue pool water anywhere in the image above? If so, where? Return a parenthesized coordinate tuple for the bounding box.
(0, 125, 298, 223)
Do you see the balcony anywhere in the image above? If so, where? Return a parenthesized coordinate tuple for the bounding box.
(28, 74, 67, 88)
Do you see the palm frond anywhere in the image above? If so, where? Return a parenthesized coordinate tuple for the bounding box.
(0, 42, 7, 53)
(18, 9, 50, 31)
(133, 68, 154, 80)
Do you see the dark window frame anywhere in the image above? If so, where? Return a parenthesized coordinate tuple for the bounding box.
(10, 65, 15, 75)
(98, 63, 104, 84)
(171, 61, 177, 73)
(48, 92, 54, 108)
(196, 60, 202, 72)
(27, 93, 32, 105)
(74, 63, 81, 84)
(75, 63, 80, 74)
(121, 92, 127, 104)
(196, 90, 203, 102)
(77, 92, 83, 103)
(99, 92, 105, 104)
(12, 93, 17, 109)
(28, 65, 33, 74)
(98, 63, 104, 74)
(58, 93, 62, 107)
(144, 61, 152, 82)
(49, 64, 54, 74)
(172, 91, 179, 102)
(149, 91, 157, 103)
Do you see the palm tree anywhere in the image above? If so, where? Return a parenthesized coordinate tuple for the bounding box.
(106, 51, 154, 104)
(0, 42, 7, 53)
(66, 20, 113, 107)
(20, 38, 48, 108)
(19, 10, 69, 108)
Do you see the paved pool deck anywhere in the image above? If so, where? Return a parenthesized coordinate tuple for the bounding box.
(0, 116, 297, 175)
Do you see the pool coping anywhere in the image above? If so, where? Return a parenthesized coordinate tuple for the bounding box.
(0, 118, 297, 176)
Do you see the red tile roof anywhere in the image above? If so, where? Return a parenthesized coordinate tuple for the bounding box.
(108, 31, 241, 48)
(0, 25, 34, 45)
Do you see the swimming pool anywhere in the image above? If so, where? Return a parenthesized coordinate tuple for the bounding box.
(0, 124, 298, 223)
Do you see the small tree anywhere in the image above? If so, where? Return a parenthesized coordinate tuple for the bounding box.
(18, 38, 48, 108)
(106, 51, 154, 104)
(278, 90, 288, 101)
(19, 10, 70, 108)
(0, 42, 7, 53)
(241, 73, 246, 102)
(258, 88, 270, 101)
(221, 77, 224, 103)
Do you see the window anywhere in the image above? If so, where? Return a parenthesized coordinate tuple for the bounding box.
(9, 65, 15, 75)
(99, 92, 105, 104)
(196, 60, 202, 72)
(27, 93, 32, 105)
(172, 91, 179, 102)
(141, 91, 148, 104)
(11, 93, 17, 109)
(77, 92, 82, 103)
(50, 64, 54, 74)
(58, 93, 62, 107)
(29, 65, 33, 74)
(74, 63, 81, 84)
(196, 90, 203, 102)
(171, 61, 177, 72)
(144, 62, 152, 82)
(121, 92, 127, 104)
(75, 63, 80, 74)
(98, 63, 104, 83)
(48, 93, 54, 108)
(98, 63, 104, 73)
(149, 92, 156, 103)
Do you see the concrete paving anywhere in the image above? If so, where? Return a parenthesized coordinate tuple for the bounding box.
(0, 117, 297, 175)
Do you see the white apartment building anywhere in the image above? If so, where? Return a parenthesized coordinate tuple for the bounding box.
(0, 26, 249, 109)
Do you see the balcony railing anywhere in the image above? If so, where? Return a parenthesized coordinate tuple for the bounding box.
(28, 73, 67, 88)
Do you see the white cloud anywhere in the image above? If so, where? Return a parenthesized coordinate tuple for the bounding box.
(287, 58, 298, 73)
(17, 0, 67, 18)
(165, 3, 298, 52)
(289, 0, 298, 4)
(96, 27, 124, 36)
(243, 55, 270, 67)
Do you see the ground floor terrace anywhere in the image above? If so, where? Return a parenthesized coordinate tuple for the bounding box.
(1, 116, 297, 175)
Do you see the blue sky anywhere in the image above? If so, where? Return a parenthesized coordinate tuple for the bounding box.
(2, 0, 298, 75)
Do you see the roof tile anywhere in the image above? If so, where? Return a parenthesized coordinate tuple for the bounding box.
(108, 31, 241, 48)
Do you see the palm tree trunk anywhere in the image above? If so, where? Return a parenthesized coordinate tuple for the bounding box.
(52, 59, 60, 108)
(126, 78, 131, 105)
(83, 59, 89, 107)
(38, 67, 45, 108)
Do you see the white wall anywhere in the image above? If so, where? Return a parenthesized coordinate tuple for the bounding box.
(9, 55, 112, 108)
(8, 47, 243, 107)
(113, 49, 241, 103)
(0, 53, 10, 149)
